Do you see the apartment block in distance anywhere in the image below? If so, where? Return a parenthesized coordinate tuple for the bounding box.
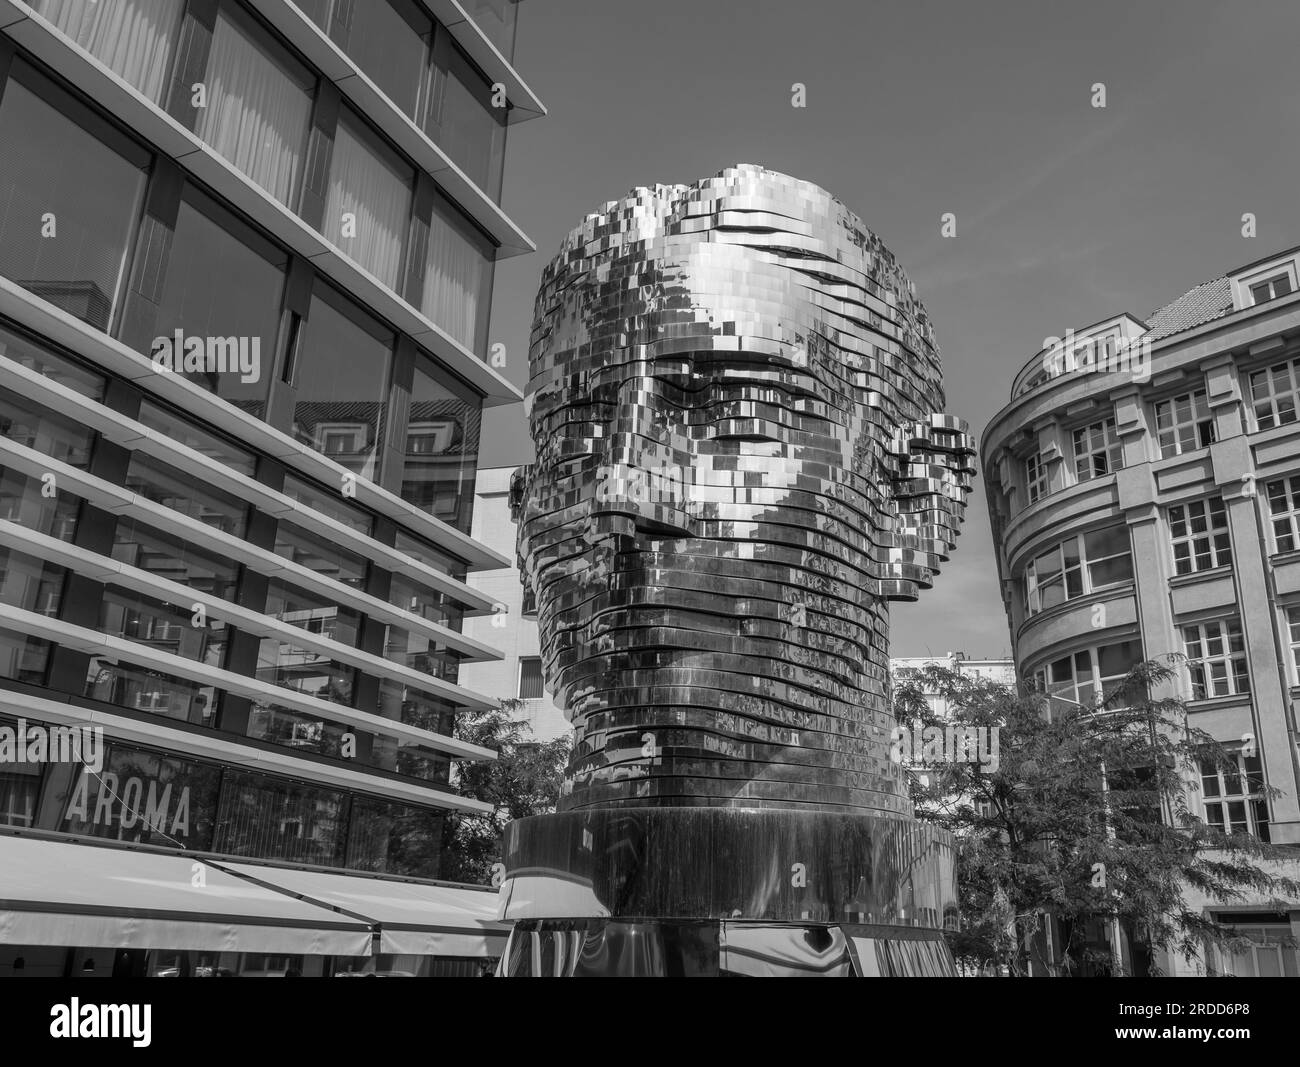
(982, 248, 1300, 977)
(0, 0, 544, 977)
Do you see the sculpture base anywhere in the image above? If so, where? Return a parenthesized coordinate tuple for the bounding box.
(498, 919, 954, 976)
(497, 807, 957, 977)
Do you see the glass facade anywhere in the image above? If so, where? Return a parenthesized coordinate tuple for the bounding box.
(0, 0, 538, 893)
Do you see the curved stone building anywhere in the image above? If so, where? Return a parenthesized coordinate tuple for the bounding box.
(497, 164, 976, 976)
(982, 247, 1300, 976)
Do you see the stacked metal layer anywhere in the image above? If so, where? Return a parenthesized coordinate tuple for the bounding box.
(513, 163, 976, 816)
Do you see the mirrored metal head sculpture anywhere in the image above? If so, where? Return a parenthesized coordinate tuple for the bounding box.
(514, 164, 976, 815)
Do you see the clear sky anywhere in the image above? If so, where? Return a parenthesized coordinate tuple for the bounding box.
(481, 0, 1300, 659)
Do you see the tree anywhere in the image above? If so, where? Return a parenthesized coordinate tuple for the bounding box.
(439, 699, 570, 884)
(892, 657, 1300, 976)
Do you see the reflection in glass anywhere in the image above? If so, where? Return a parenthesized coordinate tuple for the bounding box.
(0, 71, 148, 332)
(399, 357, 481, 533)
(290, 288, 394, 480)
(153, 193, 287, 417)
(125, 451, 249, 537)
(84, 656, 218, 725)
(0, 467, 82, 542)
(100, 584, 226, 666)
(426, 42, 507, 201)
(112, 516, 240, 602)
(212, 769, 347, 867)
(347, 796, 442, 879)
(0, 391, 96, 470)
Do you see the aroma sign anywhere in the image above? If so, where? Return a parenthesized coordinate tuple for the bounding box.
(64, 770, 193, 838)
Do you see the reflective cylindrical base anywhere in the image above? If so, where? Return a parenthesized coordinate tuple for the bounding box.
(497, 807, 957, 976)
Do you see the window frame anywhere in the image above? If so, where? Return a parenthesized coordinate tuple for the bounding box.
(1071, 415, 1123, 481)
(1182, 616, 1250, 699)
(1167, 496, 1232, 575)
(1024, 525, 1134, 617)
(1153, 387, 1216, 458)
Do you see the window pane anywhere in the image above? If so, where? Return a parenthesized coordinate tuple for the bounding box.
(194, 4, 313, 206)
(399, 357, 481, 532)
(323, 110, 413, 289)
(462, 0, 520, 63)
(0, 73, 147, 332)
(153, 193, 287, 417)
(32, 0, 185, 103)
(428, 44, 507, 201)
(420, 189, 494, 353)
(339, 0, 429, 118)
(518, 657, 543, 699)
(213, 769, 346, 867)
(291, 288, 393, 479)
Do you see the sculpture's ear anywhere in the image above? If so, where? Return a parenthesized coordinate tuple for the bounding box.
(879, 414, 977, 601)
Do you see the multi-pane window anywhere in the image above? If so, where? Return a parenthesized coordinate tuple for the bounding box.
(1167, 497, 1232, 574)
(1284, 606, 1300, 682)
(1199, 753, 1269, 840)
(1032, 639, 1143, 707)
(1182, 618, 1250, 699)
(1072, 417, 1123, 480)
(1025, 526, 1133, 615)
(1248, 355, 1300, 430)
(1209, 923, 1300, 978)
(1153, 388, 1215, 458)
(1248, 273, 1293, 305)
(518, 657, 544, 699)
(1024, 451, 1048, 504)
(289, 286, 394, 481)
(1265, 476, 1300, 553)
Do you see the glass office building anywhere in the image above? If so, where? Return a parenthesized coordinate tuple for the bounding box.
(0, 0, 542, 977)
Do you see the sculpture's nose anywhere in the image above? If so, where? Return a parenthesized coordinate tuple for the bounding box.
(586, 364, 695, 539)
